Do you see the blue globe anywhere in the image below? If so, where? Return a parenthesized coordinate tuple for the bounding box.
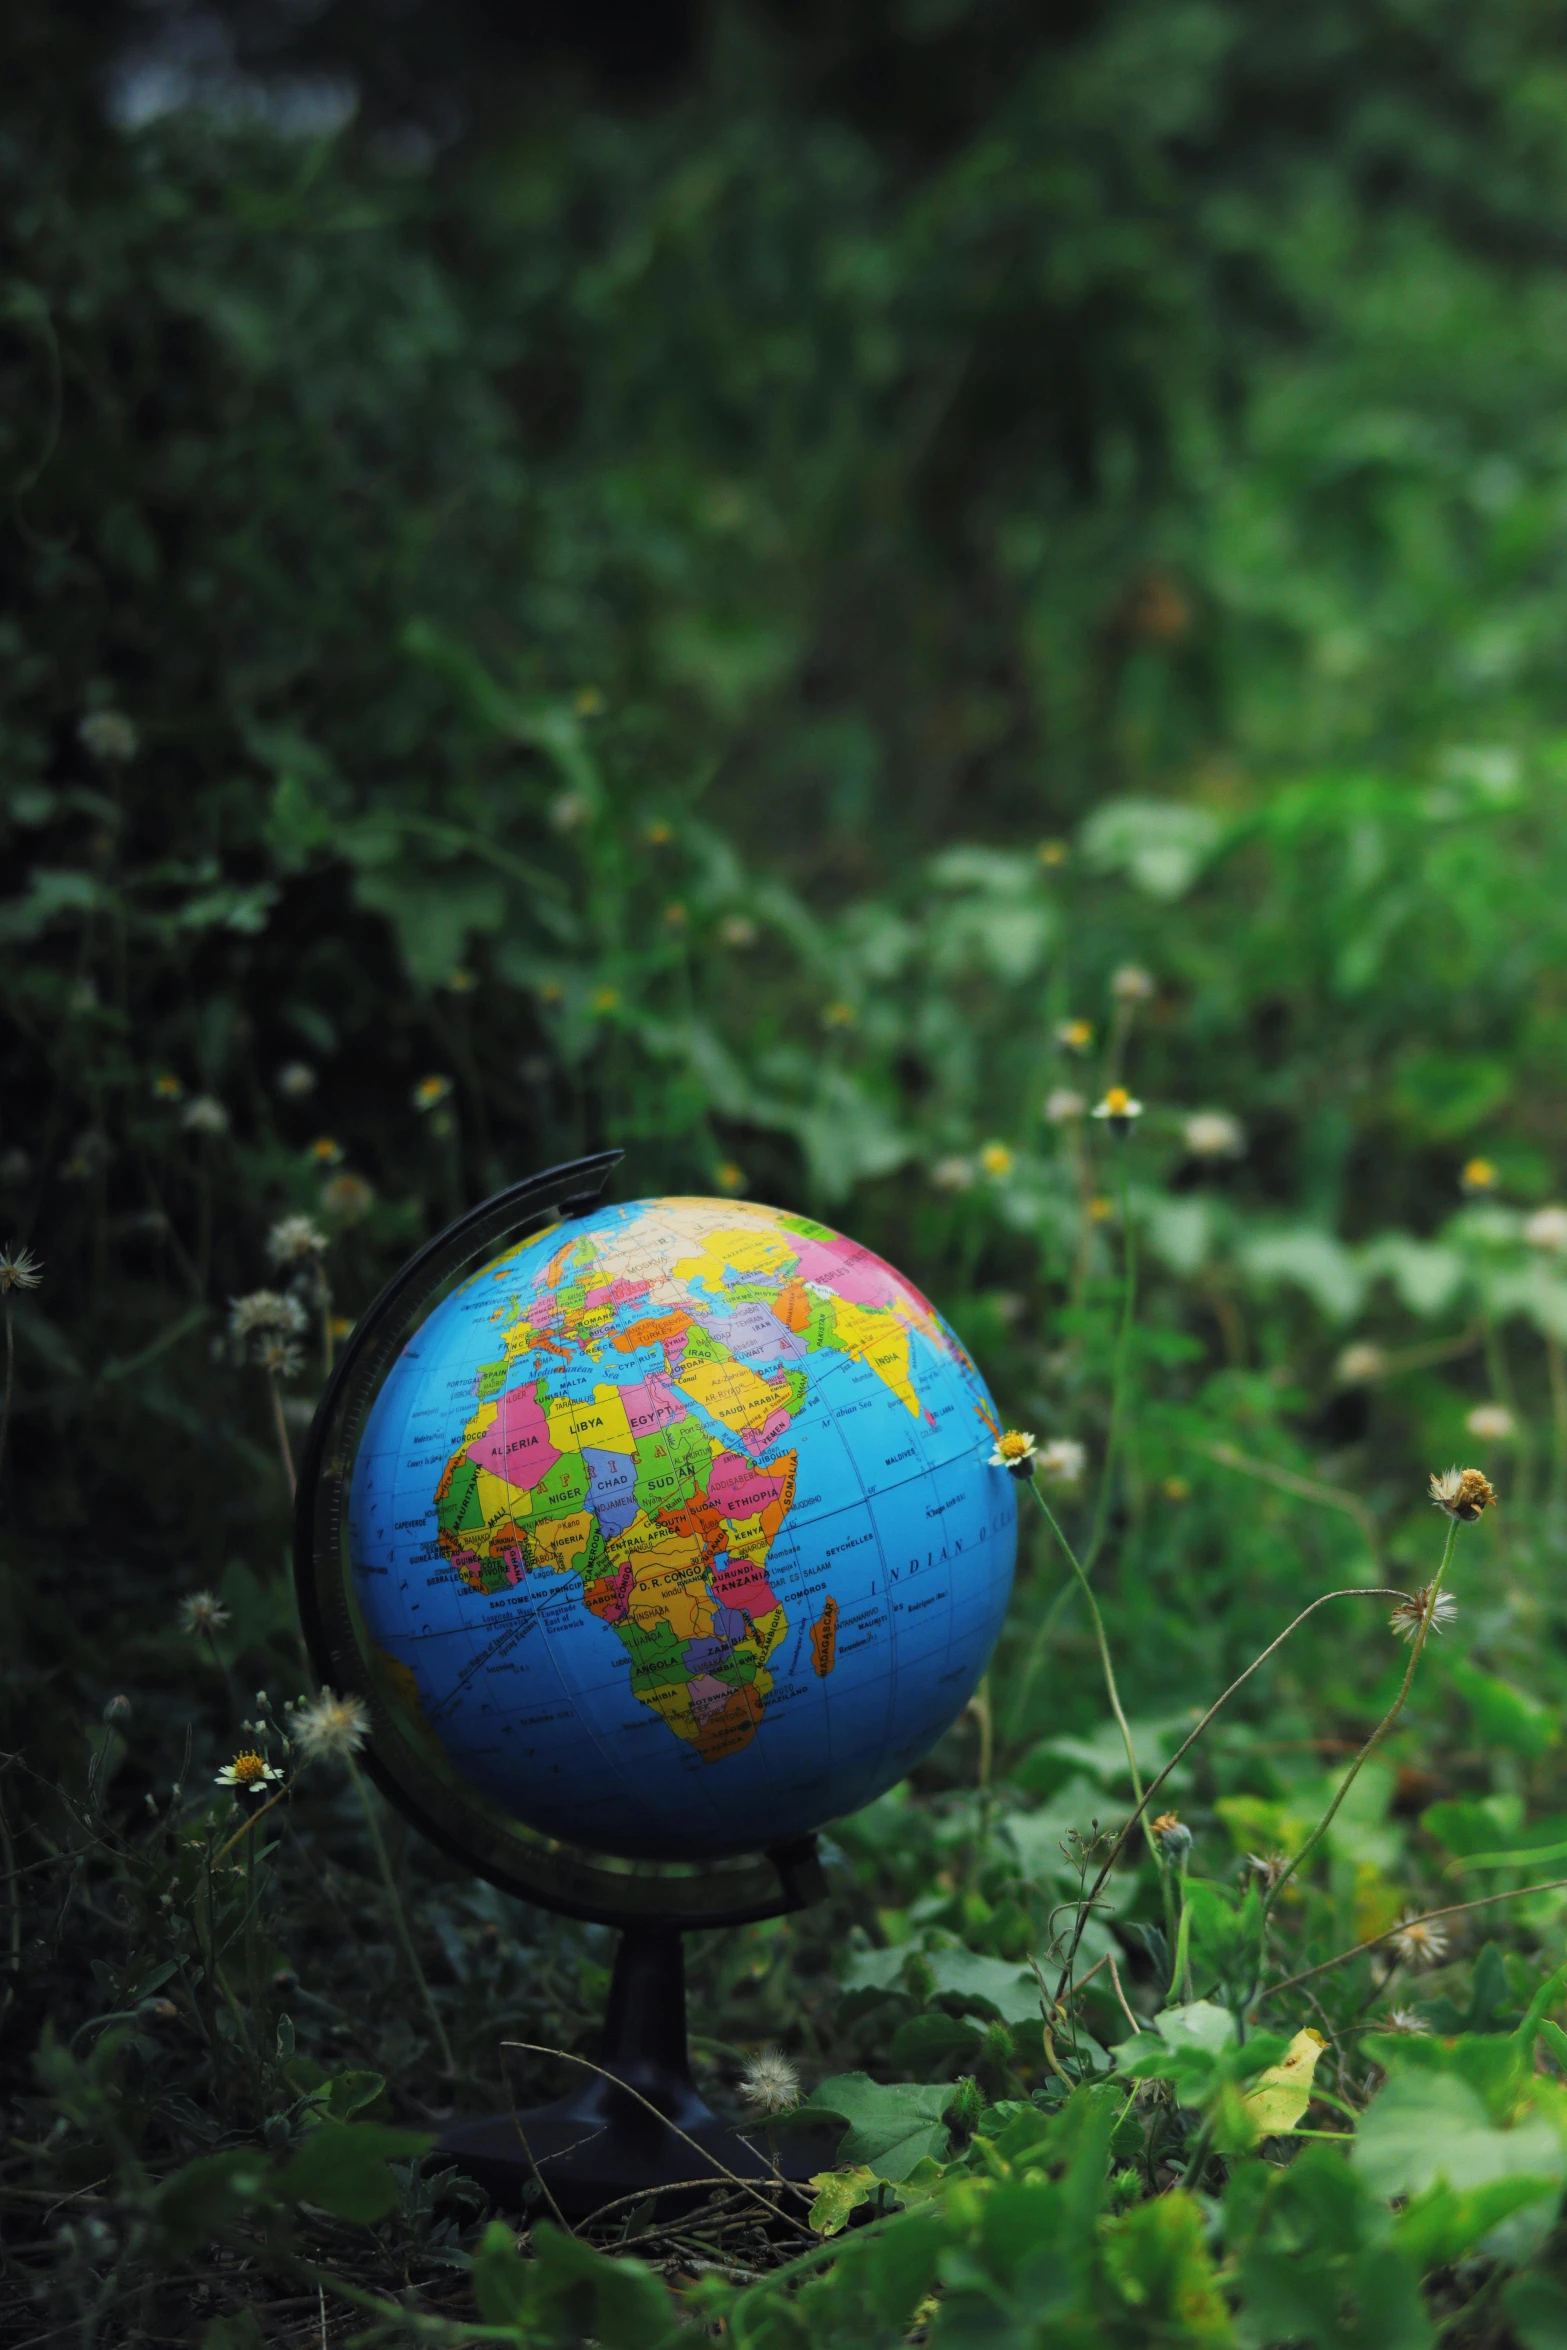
(349, 1196, 1016, 1861)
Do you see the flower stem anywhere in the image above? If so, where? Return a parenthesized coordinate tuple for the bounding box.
(1262, 1517, 1459, 1923)
(0, 1293, 13, 1488)
(1049, 1585, 1408, 2008)
(346, 1758, 455, 2075)
(1027, 1479, 1173, 1947)
(267, 1371, 296, 1500)
(1083, 1148, 1136, 1578)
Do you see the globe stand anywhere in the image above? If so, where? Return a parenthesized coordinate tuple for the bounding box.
(440, 1920, 840, 2220)
(293, 1155, 848, 2225)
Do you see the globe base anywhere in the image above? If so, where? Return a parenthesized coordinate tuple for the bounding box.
(440, 1922, 840, 2223)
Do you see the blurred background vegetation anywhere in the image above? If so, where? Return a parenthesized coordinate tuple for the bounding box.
(12, 1, 1567, 2339)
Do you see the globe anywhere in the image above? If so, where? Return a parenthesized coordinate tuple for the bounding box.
(347, 1194, 1016, 1863)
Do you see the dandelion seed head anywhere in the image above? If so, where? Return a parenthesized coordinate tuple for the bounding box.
(930, 1156, 974, 1192)
(276, 1061, 317, 1099)
(1111, 964, 1155, 1003)
(229, 1291, 309, 1343)
(1182, 1110, 1244, 1160)
(292, 1690, 370, 1763)
(181, 1096, 229, 1137)
(1389, 1586, 1458, 1644)
(1465, 1403, 1516, 1443)
(720, 914, 758, 949)
(1336, 1343, 1385, 1385)
(79, 709, 139, 764)
(178, 1590, 230, 1636)
(266, 1215, 328, 1266)
(1038, 1437, 1086, 1487)
(1045, 1088, 1085, 1125)
(0, 1245, 43, 1294)
(1525, 1206, 1567, 1253)
(320, 1172, 374, 1224)
(738, 2047, 800, 2115)
(1391, 1914, 1449, 1969)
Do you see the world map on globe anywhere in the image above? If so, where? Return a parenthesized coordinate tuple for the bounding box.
(349, 1196, 1017, 1861)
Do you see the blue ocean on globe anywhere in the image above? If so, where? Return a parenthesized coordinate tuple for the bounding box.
(349, 1195, 1017, 1861)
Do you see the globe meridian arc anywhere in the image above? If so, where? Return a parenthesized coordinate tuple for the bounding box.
(349, 1194, 1016, 1864)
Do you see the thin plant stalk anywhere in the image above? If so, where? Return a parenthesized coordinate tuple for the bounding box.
(1027, 1479, 1175, 1952)
(1050, 1585, 1408, 2007)
(968, 1674, 993, 1791)
(345, 1757, 455, 2075)
(1549, 1335, 1567, 1514)
(1262, 1517, 1459, 1924)
(267, 1370, 297, 1500)
(0, 1287, 13, 1488)
(1083, 1146, 1137, 1578)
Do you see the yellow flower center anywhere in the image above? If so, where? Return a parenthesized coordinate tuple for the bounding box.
(1105, 1087, 1131, 1114)
(232, 1752, 268, 1786)
(980, 1144, 1013, 1177)
(997, 1430, 1032, 1461)
(1463, 1157, 1495, 1187)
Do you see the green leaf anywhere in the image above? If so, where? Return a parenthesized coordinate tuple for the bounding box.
(1354, 2066, 1565, 2261)
(201, 2317, 266, 2350)
(1448, 1660, 1557, 1760)
(1392, 2174, 1560, 2271)
(278, 2120, 432, 2223)
(149, 2150, 275, 2256)
(1101, 2192, 1231, 2340)
(1153, 2000, 1237, 2057)
(530, 2222, 681, 2346)
(1503, 2270, 1567, 2350)
(1080, 797, 1223, 900)
(470, 2218, 532, 2324)
(298, 2068, 389, 2126)
(921, 1947, 1045, 2028)
(808, 2164, 878, 2236)
(789, 2073, 953, 2182)
(1243, 2028, 1329, 2135)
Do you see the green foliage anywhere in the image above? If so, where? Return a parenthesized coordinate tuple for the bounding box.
(17, 0, 1567, 2340)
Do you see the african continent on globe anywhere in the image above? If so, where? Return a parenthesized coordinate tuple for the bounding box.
(350, 1196, 1017, 1860)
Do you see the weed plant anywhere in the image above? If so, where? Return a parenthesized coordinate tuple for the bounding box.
(13, 5, 1567, 2343)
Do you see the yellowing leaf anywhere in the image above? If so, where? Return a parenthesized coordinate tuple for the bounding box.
(807, 2164, 877, 2236)
(1242, 2028, 1327, 2136)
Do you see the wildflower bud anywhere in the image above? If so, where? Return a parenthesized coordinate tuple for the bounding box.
(1151, 1811, 1192, 1863)
(943, 2076, 985, 2137)
(102, 1695, 132, 1726)
(979, 2019, 1015, 2071)
(1091, 1087, 1144, 1136)
(1429, 1466, 1497, 1522)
